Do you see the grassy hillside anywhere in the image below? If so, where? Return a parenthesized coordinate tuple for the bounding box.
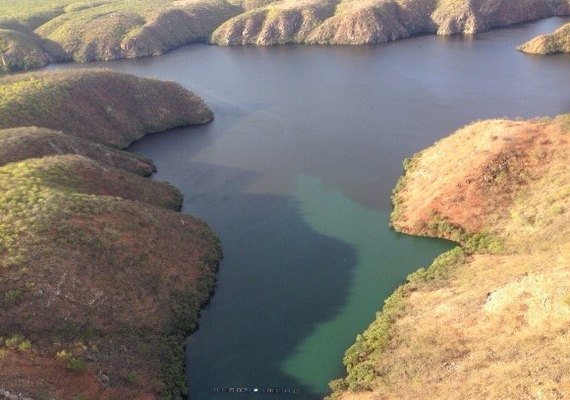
(0, 0, 568, 70)
(0, 0, 242, 71)
(0, 156, 221, 399)
(518, 22, 570, 54)
(329, 114, 570, 399)
(0, 69, 221, 400)
(0, 69, 213, 148)
(0, 126, 156, 175)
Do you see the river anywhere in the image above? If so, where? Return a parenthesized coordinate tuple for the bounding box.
(51, 17, 569, 400)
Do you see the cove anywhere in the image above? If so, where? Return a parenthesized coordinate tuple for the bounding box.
(49, 17, 570, 399)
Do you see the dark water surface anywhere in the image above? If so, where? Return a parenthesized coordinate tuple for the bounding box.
(51, 18, 569, 399)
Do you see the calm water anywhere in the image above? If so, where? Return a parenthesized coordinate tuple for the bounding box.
(51, 18, 569, 399)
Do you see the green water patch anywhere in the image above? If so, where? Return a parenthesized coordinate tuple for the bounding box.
(281, 175, 454, 394)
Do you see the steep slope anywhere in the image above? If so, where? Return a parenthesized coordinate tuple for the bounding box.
(119, 0, 242, 58)
(518, 22, 570, 53)
(0, 70, 221, 400)
(0, 29, 59, 72)
(1, 0, 568, 70)
(304, 0, 418, 45)
(329, 114, 570, 400)
(0, 155, 221, 400)
(0, 0, 242, 68)
(212, 0, 569, 45)
(211, 0, 337, 45)
(0, 126, 156, 176)
(432, 0, 566, 35)
(0, 69, 213, 148)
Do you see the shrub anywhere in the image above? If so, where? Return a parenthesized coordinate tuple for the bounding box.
(407, 247, 465, 284)
(342, 288, 405, 391)
(5, 334, 24, 348)
(56, 349, 73, 361)
(126, 371, 139, 386)
(4, 288, 24, 305)
(67, 357, 87, 373)
(17, 340, 32, 351)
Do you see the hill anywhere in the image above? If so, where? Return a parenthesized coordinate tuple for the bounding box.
(1, 0, 568, 71)
(212, 0, 569, 45)
(329, 114, 570, 400)
(0, 69, 213, 148)
(0, 70, 220, 400)
(0, 126, 156, 176)
(518, 22, 570, 54)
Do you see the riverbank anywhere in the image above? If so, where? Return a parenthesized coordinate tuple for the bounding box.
(0, 70, 221, 399)
(1, 0, 569, 72)
(329, 114, 570, 399)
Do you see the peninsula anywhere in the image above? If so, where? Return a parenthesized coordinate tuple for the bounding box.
(0, 70, 220, 400)
(518, 22, 570, 53)
(329, 114, 570, 399)
(1, 0, 569, 71)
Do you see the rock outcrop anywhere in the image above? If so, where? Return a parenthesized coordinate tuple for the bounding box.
(1, 0, 569, 70)
(212, 0, 569, 45)
(518, 21, 570, 53)
(328, 114, 570, 400)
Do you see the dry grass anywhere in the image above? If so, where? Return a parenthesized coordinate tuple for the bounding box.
(331, 114, 570, 400)
(0, 126, 156, 176)
(0, 69, 213, 148)
(1, 0, 567, 70)
(0, 69, 219, 399)
(518, 21, 570, 54)
(0, 154, 222, 399)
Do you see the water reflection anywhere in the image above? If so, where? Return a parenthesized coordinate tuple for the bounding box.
(56, 16, 570, 400)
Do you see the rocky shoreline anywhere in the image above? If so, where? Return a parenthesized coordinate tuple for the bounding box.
(1, 0, 569, 72)
(329, 114, 570, 399)
(518, 21, 570, 53)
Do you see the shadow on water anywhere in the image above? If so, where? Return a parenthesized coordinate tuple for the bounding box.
(130, 128, 453, 399)
(117, 19, 570, 398)
(172, 162, 358, 400)
(171, 163, 454, 400)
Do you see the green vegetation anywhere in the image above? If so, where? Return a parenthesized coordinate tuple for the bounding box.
(329, 115, 570, 400)
(0, 69, 213, 148)
(0, 126, 157, 176)
(338, 287, 406, 392)
(0, 68, 219, 399)
(2, 334, 32, 352)
(330, 245, 466, 395)
(406, 247, 465, 285)
(426, 214, 503, 253)
(390, 154, 421, 223)
(0, 0, 567, 70)
(56, 349, 87, 373)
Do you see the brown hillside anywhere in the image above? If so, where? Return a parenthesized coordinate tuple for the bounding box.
(518, 22, 570, 54)
(212, 0, 569, 45)
(3, 154, 184, 210)
(0, 154, 221, 400)
(0, 70, 219, 399)
(329, 114, 570, 400)
(0, 126, 156, 176)
(1, 0, 569, 69)
(0, 69, 213, 148)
